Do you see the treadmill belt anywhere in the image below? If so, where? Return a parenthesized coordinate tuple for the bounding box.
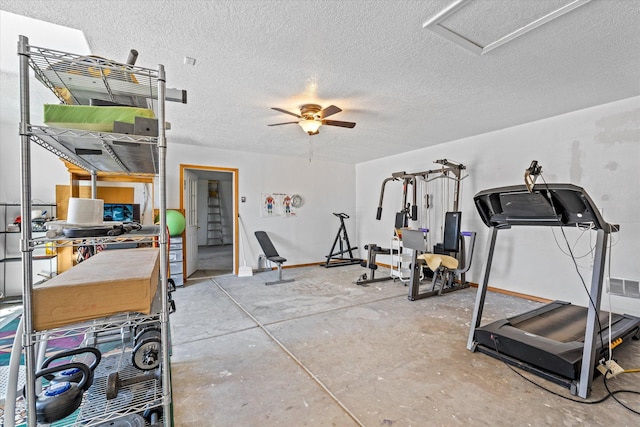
(474, 301, 640, 381)
(514, 304, 619, 343)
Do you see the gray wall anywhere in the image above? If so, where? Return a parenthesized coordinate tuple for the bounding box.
(160, 144, 356, 268)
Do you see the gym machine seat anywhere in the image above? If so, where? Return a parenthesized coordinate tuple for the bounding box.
(418, 212, 476, 294)
(402, 212, 476, 301)
(254, 231, 295, 285)
(417, 231, 476, 294)
(467, 183, 640, 398)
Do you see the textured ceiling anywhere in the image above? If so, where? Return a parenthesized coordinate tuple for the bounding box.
(1, 0, 639, 164)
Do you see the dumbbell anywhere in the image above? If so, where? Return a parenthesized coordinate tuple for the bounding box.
(132, 324, 162, 370)
(94, 414, 146, 427)
(106, 368, 161, 400)
(143, 406, 163, 427)
(167, 279, 177, 313)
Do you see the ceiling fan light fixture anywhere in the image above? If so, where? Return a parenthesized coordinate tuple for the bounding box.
(269, 103, 354, 134)
(299, 119, 321, 135)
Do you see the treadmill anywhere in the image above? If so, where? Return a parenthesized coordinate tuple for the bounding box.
(467, 183, 640, 398)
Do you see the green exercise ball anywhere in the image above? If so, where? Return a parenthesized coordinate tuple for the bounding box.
(166, 210, 186, 236)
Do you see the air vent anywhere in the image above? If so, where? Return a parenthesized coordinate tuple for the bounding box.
(607, 277, 640, 299)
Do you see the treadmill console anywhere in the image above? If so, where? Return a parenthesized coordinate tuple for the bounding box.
(473, 184, 617, 231)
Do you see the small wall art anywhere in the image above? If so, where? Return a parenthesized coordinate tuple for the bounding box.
(261, 193, 297, 218)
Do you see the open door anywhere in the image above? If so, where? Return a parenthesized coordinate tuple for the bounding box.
(184, 168, 199, 277)
(180, 164, 239, 278)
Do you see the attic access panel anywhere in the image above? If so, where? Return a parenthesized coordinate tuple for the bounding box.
(423, 0, 591, 55)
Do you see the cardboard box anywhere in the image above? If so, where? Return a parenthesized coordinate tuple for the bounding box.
(33, 248, 159, 331)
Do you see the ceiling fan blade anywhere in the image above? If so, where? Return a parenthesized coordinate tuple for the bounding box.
(271, 107, 302, 118)
(319, 105, 342, 119)
(267, 121, 299, 126)
(322, 119, 356, 128)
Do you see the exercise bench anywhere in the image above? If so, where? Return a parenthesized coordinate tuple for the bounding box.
(255, 231, 295, 285)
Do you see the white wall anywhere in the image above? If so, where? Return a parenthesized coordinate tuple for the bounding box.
(163, 143, 356, 268)
(0, 62, 70, 203)
(356, 96, 640, 316)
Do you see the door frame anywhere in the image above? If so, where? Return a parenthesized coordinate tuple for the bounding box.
(179, 164, 239, 277)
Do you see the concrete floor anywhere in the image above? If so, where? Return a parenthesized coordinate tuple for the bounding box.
(169, 265, 639, 426)
(189, 244, 233, 279)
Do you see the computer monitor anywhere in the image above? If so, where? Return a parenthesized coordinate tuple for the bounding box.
(103, 203, 140, 223)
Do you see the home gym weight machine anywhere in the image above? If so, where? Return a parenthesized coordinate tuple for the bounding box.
(376, 159, 466, 229)
(362, 159, 473, 295)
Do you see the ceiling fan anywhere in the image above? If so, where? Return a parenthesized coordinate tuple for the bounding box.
(268, 104, 356, 135)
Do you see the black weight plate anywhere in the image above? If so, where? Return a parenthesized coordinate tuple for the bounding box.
(133, 323, 160, 342)
(134, 327, 161, 348)
(106, 372, 120, 400)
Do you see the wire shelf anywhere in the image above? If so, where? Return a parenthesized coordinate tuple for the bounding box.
(31, 313, 162, 344)
(24, 42, 162, 174)
(30, 226, 161, 249)
(76, 349, 164, 426)
(32, 349, 166, 426)
(26, 44, 159, 108)
(28, 126, 159, 175)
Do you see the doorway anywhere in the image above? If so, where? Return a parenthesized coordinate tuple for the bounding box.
(180, 164, 239, 280)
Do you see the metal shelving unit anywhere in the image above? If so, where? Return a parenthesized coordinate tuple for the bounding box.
(1, 203, 57, 299)
(14, 35, 171, 426)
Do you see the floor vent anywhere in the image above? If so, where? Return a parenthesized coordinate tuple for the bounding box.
(607, 277, 640, 299)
